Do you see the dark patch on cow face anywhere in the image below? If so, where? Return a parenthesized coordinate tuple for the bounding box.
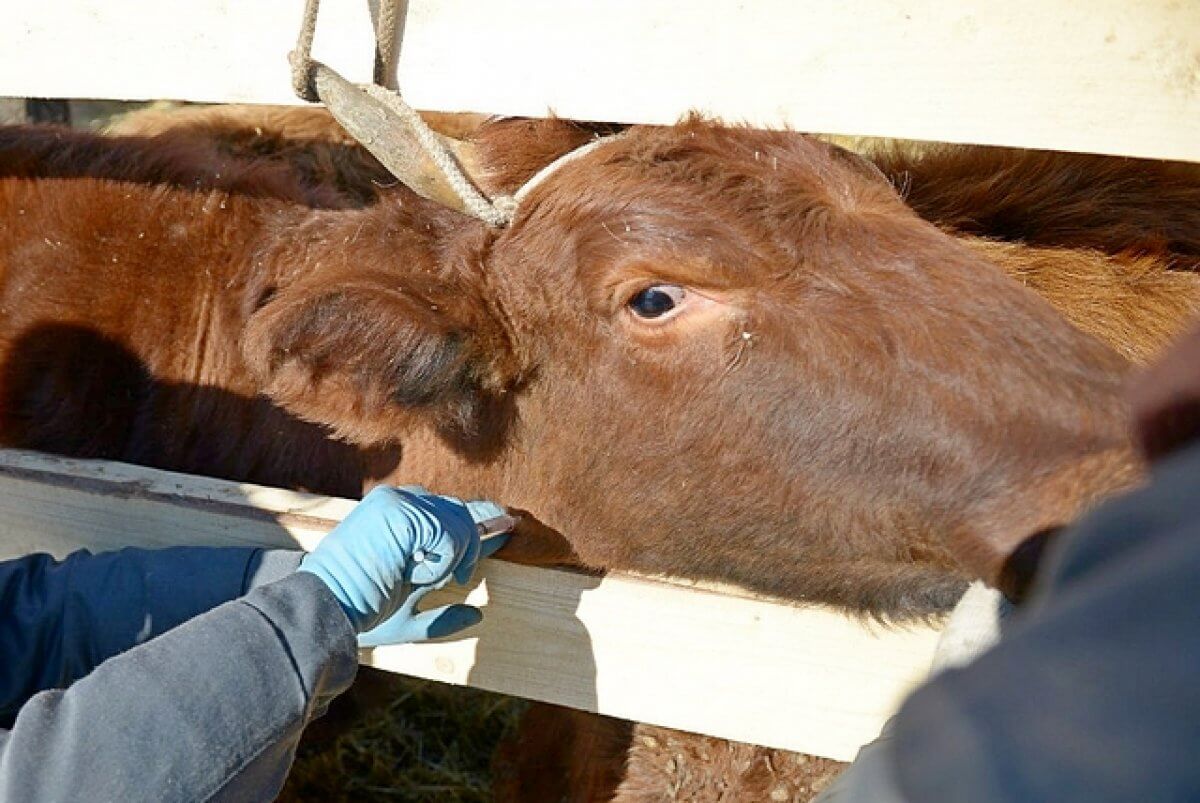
(251, 285, 278, 312)
(242, 265, 518, 447)
(996, 527, 1058, 605)
(239, 203, 522, 453)
(0, 323, 377, 496)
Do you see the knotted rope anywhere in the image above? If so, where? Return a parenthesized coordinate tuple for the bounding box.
(372, 0, 400, 89)
(289, 0, 515, 226)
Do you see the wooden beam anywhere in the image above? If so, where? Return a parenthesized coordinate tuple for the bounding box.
(0, 448, 941, 761)
(1, 1, 1198, 162)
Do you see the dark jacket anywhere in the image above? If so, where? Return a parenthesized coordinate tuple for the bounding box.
(821, 441, 1200, 803)
(889, 441, 1200, 802)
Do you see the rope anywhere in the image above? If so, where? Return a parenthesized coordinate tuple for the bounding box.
(288, 0, 514, 226)
(373, 0, 400, 89)
(513, 134, 622, 204)
(289, 0, 321, 102)
(362, 83, 514, 226)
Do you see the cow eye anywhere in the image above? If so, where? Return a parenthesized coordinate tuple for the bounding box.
(628, 285, 687, 319)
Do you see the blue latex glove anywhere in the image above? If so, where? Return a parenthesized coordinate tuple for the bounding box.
(299, 486, 510, 647)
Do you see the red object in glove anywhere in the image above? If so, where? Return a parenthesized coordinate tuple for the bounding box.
(1128, 320, 1200, 463)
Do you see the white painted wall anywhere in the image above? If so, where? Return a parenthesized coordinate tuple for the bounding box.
(2, 1, 1197, 160)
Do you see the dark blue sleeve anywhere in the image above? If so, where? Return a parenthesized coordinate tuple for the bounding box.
(0, 546, 302, 723)
(0, 571, 357, 803)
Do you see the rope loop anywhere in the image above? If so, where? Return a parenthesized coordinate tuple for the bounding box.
(289, 0, 322, 101)
(289, 0, 514, 226)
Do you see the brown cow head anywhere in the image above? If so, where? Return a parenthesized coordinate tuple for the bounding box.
(243, 119, 1136, 618)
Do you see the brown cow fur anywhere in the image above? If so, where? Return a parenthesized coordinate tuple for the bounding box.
(105, 106, 1199, 369)
(3, 112, 1199, 803)
(494, 706, 844, 803)
(870, 142, 1200, 269)
(0, 121, 362, 210)
(107, 102, 493, 145)
(958, 239, 1199, 365)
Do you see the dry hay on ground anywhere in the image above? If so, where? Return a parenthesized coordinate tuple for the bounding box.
(280, 678, 526, 803)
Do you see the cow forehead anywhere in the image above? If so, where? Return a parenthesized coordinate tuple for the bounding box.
(476, 123, 933, 321)
(514, 124, 900, 237)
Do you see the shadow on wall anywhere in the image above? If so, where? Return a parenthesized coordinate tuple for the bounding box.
(357, 557, 625, 801)
(0, 323, 394, 498)
(468, 566, 617, 801)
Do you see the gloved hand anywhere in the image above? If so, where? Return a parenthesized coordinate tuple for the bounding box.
(299, 485, 511, 647)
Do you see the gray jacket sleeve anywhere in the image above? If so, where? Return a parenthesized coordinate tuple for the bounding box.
(0, 570, 358, 803)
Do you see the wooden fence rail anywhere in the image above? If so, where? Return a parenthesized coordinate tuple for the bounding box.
(0, 448, 941, 762)
(1, 1, 1198, 162)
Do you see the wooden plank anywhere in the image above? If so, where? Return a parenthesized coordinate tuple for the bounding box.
(1, 1, 1198, 162)
(0, 448, 941, 761)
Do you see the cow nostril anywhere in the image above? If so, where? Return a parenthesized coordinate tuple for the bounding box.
(628, 285, 686, 319)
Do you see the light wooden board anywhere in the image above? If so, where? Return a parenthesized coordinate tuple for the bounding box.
(2, 1, 1198, 162)
(0, 448, 941, 761)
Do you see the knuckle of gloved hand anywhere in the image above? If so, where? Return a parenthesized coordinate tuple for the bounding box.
(465, 499, 505, 523)
(412, 564, 449, 588)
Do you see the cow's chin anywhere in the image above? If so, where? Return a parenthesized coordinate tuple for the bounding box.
(492, 510, 586, 569)
(497, 513, 972, 621)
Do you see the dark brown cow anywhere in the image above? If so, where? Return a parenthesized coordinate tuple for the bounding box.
(2, 111, 1198, 801)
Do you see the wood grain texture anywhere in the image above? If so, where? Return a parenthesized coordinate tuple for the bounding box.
(0, 448, 941, 760)
(1, 1, 1197, 161)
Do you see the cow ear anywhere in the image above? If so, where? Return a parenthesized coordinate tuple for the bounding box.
(240, 266, 517, 446)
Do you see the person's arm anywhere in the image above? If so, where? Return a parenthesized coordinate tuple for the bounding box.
(0, 546, 301, 722)
(819, 322, 1200, 803)
(0, 486, 510, 803)
(887, 442, 1200, 803)
(0, 570, 354, 803)
(819, 438, 1200, 803)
